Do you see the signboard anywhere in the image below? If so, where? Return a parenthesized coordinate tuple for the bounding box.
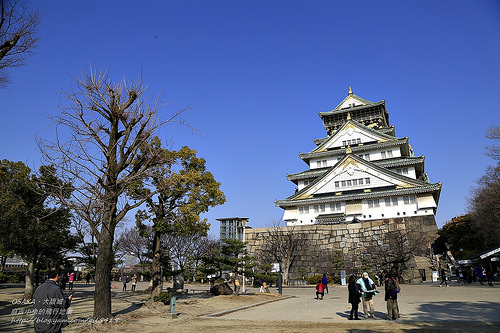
(341, 270, 346, 286)
(432, 271, 439, 282)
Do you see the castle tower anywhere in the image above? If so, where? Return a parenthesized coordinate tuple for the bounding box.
(276, 88, 441, 226)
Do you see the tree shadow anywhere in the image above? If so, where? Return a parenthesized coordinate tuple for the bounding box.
(412, 300, 500, 322)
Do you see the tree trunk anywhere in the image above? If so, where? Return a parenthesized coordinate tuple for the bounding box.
(173, 271, 184, 290)
(0, 256, 7, 272)
(151, 230, 163, 298)
(93, 225, 115, 319)
(24, 260, 36, 300)
(282, 264, 290, 286)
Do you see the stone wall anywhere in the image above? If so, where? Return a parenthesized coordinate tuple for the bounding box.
(245, 216, 438, 282)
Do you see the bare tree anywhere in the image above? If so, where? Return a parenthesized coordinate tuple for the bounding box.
(190, 235, 219, 280)
(485, 126, 500, 161)
(365, 225, 431, 281)
(258, 220, 305, 284)
(73, 215, 98, 270)
(0, 0, 39, 86)
(37, 67, 186, 319)
(469, 163, 500, 248)
(162, 232, 202, 290)
(115, 226, 151, 265)
(468, 126, 500, 248)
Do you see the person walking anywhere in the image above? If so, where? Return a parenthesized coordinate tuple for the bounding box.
(439, 268, 449, 287)
(322, 274, 329, 294)
(34, 267, 73, 333)
(348, 274, 361, 320)
(357, 272, 377, 318)
(384, 273, 399, 320)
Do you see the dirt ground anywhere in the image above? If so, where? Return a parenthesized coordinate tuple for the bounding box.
(67, 292, 499, 333)
(2, 282, 500, 333)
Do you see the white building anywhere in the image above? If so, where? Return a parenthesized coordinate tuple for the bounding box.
(276, 88, 441, 226)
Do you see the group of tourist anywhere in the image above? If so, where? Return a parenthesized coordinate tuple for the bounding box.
(314, 271, 400, 320)
(456, 266, 494, 286)
(346, 271, 399, 321)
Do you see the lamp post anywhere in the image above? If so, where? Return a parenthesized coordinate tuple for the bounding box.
(277, 264, 283, 295)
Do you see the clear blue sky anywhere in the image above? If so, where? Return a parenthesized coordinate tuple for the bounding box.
(1, 1, 499, 236)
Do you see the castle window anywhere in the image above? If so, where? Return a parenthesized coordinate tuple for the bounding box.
(314, 204, 325, 213)
(299, 206, 309, 214)
(368, 199, 380, 208)
(330, 203, 341, 211)
(396, 168, 409, 175)
(335, 181, 340, 188)
(365, 178, 371, 184)
(385, 197, 399, 206)
(403, 196, 416, 205)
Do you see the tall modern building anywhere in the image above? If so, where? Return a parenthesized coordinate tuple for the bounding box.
(217, 217, 250, 241)
(276, 88, 441, 226)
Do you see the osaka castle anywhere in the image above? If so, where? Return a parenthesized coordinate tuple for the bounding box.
(275, 87, 442, 226)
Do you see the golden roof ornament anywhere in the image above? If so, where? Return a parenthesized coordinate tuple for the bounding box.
(346, 145, 352, 154)
(348, 86, 353, 95)
(347, 112, 351, 120)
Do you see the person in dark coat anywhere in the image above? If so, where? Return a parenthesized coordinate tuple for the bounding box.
(322, 274, 329, 294)
(348, 274, 362, 320)
(33, 267, 73, 333)
(384, 273, 399, 320)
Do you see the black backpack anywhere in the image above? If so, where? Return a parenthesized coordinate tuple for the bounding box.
(388, 278, 397, 297)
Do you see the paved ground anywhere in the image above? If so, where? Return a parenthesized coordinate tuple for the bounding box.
(222, 282, 500, 322)
(1, 280, 499, 332)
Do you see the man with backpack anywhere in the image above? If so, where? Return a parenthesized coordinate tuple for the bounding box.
(384, 273, 400, 320)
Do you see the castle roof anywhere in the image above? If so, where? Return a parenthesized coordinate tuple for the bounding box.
(277, 153, 441, 207)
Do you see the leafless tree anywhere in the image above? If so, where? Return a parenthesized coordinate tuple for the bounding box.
(73, 215, 98, 269)
(365, 225, 431, 281)
(468, 126, 500, 248)
(162, 232, 204, 290)
(0, 0, 39, 86)
(37, 67, 186, 319)
(115, 226, 151, 265)
(469, 163, 500, 248)
(485, 126, 500, 161)
(258, 219, 305, 284)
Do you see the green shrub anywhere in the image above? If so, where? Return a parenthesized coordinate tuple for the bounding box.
(153, 292, 171, 305)
(330, 275, 341, 284)
(0, 272, 23, 283)
(307, 274, 339, 285)
(307, 275, 322, 284)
